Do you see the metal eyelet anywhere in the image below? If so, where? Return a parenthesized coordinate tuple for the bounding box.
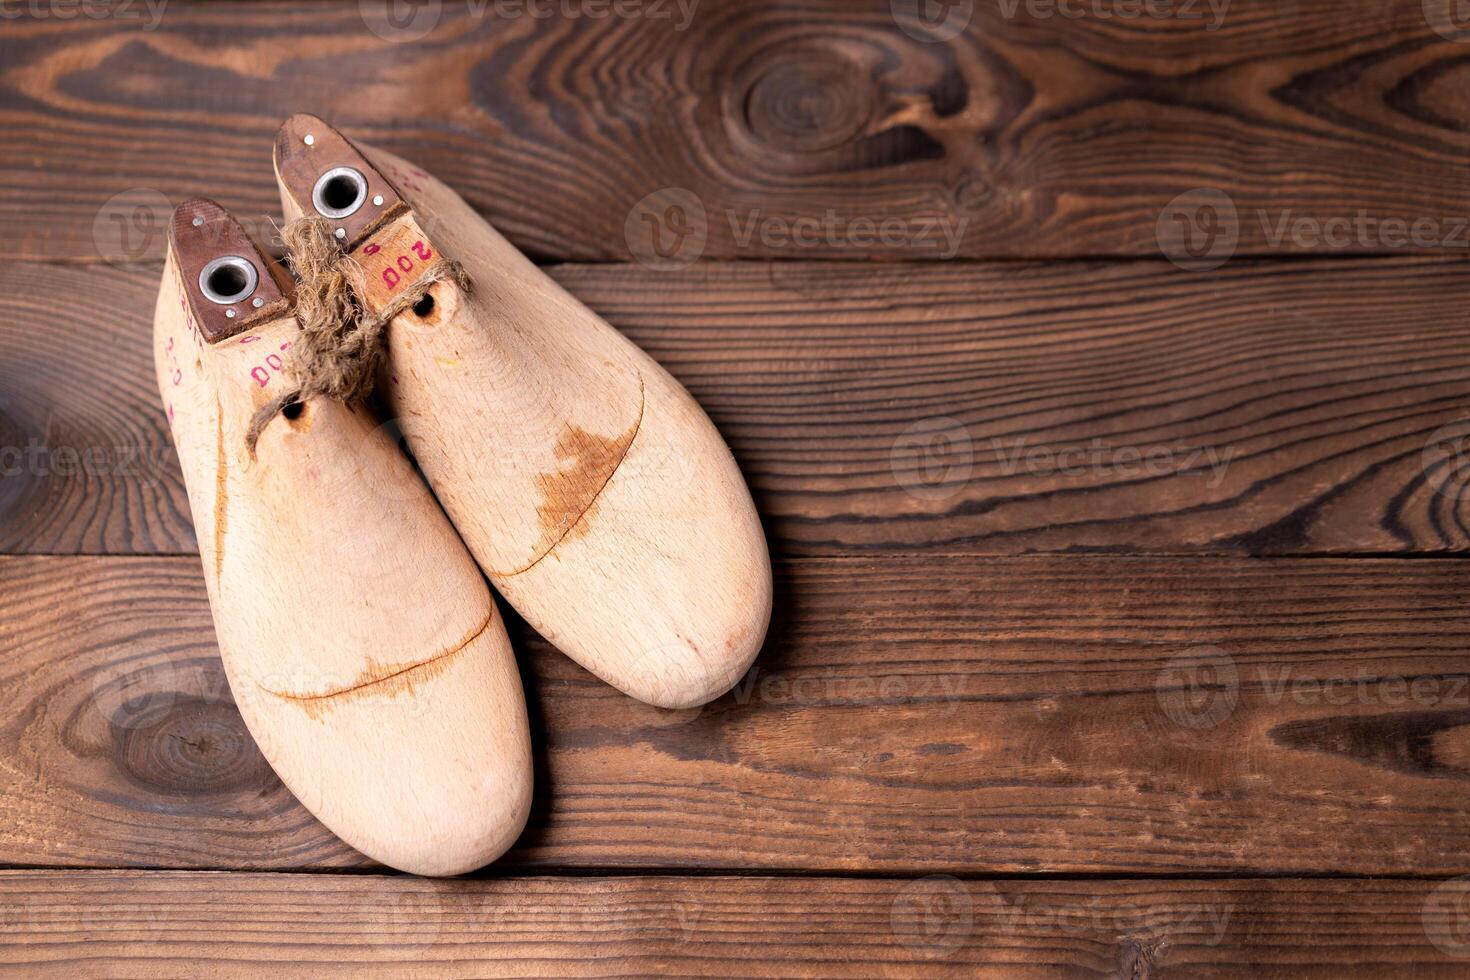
(312, 166, 369, 220)
(198, 256, 259, 306)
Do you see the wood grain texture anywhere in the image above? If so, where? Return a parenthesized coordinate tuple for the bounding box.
(4, 553, 1470, 875)
(7, 0, 1470, 262)
(5, 871, 1470, 978)
(4, 256, 1468, 556)
(0, 263, 190, 553)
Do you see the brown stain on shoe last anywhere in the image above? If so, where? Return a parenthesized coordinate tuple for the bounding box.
(535, 424, 635, 544)
(513, 378, 645, 573)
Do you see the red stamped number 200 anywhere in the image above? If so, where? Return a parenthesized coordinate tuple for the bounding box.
(365, 240, 433, 291)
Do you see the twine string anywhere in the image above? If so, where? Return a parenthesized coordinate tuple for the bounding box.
(244, 216, 470, 456)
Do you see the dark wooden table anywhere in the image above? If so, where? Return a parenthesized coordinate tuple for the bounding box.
(3, 1, 1470, 975)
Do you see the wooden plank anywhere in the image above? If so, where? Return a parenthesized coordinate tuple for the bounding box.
(0, 263, 192, 554)
(4, 553, 1470, 874)
(2, 872, 1467, 978)
(6, 0, 1470, 262)
(3, 256, 1468, 556)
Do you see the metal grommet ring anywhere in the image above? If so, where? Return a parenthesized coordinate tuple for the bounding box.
(312, 166, 369, 220)
(198, 255, 259, 306)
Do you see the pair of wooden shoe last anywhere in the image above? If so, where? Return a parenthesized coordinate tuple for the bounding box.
(154, 115, 771, 875)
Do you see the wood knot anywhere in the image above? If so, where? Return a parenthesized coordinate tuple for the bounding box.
(744, 57, 873, 153)
(111, 696, 274, 796)
(737, 46, 875, 154)
(715, 34, 962, 178)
